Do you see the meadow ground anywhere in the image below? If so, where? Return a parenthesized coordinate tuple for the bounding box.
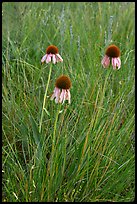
(2, 2, 135, 202)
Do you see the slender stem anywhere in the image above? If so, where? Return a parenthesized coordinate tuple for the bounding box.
(39, 64, 52, 133)
(52, 104, 61, 153)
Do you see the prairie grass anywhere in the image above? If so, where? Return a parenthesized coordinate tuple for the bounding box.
(2, 2, 135, 202)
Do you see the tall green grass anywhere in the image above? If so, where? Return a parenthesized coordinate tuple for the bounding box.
(2, 2, 135, 202)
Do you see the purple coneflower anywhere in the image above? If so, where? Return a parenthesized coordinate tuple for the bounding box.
(51, 75, 72, 104)
(41, 45, 63, 64)
(101, 44, 121, 69)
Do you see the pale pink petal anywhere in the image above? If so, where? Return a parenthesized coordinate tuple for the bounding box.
(41, 54, 47, 63)
(46, 54, 52, 63)
(50, 92, 56, 101)
(52, 54, 57, 64)
(66, 90, 71, 104)
(101, 55, 110, 68)
(111, 58, 116, 69)
(56, 53, 63, 62)
(51, 88, 71, 104)
(116, 57, 121, 69)
(59, 89, 66, 103)
(112, 57, 121, 70)
(54, 87, 61, 103)
(50, 87, 60, 103)
(62, 90, 67, 104)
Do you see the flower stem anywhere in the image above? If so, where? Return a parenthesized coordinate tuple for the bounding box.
(39, 64, 52, 133)
(52, 104, 61, 153)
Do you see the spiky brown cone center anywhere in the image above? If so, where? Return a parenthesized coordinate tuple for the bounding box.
(46, 45, 59, 54)
(55, 75, 71, 89)
(105, 44, 120, 58)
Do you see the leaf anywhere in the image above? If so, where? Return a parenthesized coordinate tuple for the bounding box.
(29, 115, 43, 160)
(44, 108, 50, 116)
(29, 115, 40, 146)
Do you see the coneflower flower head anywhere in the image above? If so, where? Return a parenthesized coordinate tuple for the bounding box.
(101, 44, 121, 69)
(51, 75, 71, 104)
(41, 45, 63, 64)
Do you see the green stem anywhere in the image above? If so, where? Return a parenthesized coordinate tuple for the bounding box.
(39, 64, 52, 133)
(52, 104, 61, 153)
(47, 105, 61, 201)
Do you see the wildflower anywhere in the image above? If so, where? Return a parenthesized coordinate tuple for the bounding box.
(51, 75, 71, 104)
(101, 44, 121, 69)
(41, 45, 63, 64)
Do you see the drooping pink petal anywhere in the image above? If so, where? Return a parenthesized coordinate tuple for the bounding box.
(51, 87, 71, 104)
(56, 53, 63, 62)
(41, 54, 47, 63)
(52, 54, 57, 64)
(59, 89, 66, 104)
(117, 57, 121, 69)
(65, 89, 71, 104)
(50, 87, 60, 103)
(101, 55, 110, 68)
(54, 87, 61, 103)
(50, 92, 56, 101)
(46, 54, 52, 63)
(62, 90, 67, 104)
(112, 57, 121, 70)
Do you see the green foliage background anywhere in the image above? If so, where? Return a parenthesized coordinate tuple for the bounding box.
(2, 2, 135, 202)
